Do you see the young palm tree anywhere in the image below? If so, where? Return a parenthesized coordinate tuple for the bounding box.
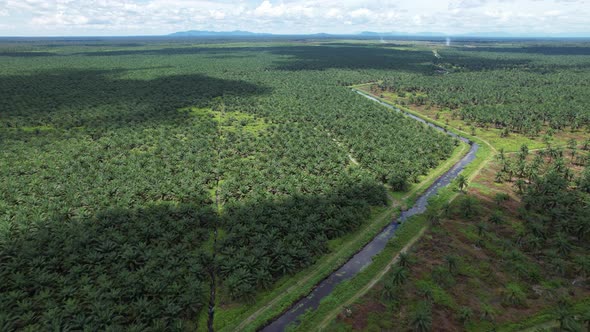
(502, 283, 526, 306)
(488, 210, 504, 224)
(381, 280, 398, 301)
(390, 266, 409, 286)
(574, 255, 590, 278)
(424, 207, 441, 226)
(456, 174, 468, 193)
(398, 252, 412, 268)
(458, 307, 473, 326)
(411, 302, 432, 332)
(556, 301, 580, 331)
(480, 304, 496, 322)
(445, 255, 458, 275)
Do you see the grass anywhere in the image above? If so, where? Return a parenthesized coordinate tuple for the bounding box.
(496, 297, 590, 332)
(180, 106, 269, 135)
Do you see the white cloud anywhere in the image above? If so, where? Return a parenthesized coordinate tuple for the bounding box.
(253, 1, 284, 17)
(209, 9, 226, 20)
(0, 0, 588, 36)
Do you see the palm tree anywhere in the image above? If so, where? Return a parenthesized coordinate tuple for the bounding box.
(411, 302, 432, 332)
(418, 285, 434, 302)
(581, 310, 590, 332)
(441, 202, 452, 218)
(480, 304, 496, 322)
(381, 280, 398, 301)
(556, 301, 580, 331)
(456, 174, 468, 193)
(460, 195, 478, 218)
(514, 178, 526, 194)
(445, 255, 458, 275)
(503, 283, 525, 306)
(555, 234, 573, 256)
(519, 144, 529, 161)
(390, 266, 409, 285)
(424, 207, 441, 226)
(567, 138, 577, 156)
(398, 252, 412, 268)
(494, 171, 504, 183)
(489, 210, 504, 224)
(458, 306, 473, 326)
(574, 255, 590, 278)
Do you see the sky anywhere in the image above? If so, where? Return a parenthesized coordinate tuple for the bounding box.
(0, 0, 589, 37)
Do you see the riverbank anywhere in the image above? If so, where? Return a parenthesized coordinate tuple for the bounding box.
(209, 93, 473, 332)
(280, 88, 491, 331)
(308, 86, 588, 332)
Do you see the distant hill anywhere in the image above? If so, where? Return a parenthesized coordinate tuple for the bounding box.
(360, 31, 446, 37)
(169, 30, 272, 37)
(168, 30, 589, 39)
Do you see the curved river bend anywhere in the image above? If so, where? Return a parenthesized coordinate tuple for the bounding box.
(261, 89, 479, 331)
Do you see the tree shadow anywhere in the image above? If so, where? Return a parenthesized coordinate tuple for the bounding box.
(457, 45, 590, 56)
(72, 45, 437, 73)
(0, 68, 271, 139)
(63, 43, 581, 73)
(268, 45, 436, 72)
(74, 46, 264, 57)
(0, 51, 58, 57)
(0, 203, 216, 330)
(0, 182, 388, 330)
(440, 49, 590, 73)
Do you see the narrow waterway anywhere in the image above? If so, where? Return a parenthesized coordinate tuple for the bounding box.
(260, 89, 479, 331)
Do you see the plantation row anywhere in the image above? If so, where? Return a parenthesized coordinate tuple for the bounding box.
(0, 41, 456, 329)
(329, 144, 590, 331)
(377, 45, 590, 135)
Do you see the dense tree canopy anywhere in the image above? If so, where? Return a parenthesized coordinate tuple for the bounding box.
(0, 40, 457, 328)
(378, 45, 590, 135)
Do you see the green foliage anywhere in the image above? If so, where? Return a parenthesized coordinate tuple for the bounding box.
(415, 279, 456, 309)
(410, 301, 432, 332)
(458, 195, 479, 218)
(0, 204, 212, 330)
(0, 41, 458, 328)
(380, 46, 590, 135)
(445, 255, 459, 275)
(502, 282, 527, 307)
(480, 303, 496, 322)
(432, 265, 455, 288)
(488, 210, 505, 225)
(398, 252, 412, 268)
(458, 306, 473, 326)
(389, 266, 410, 286)
(456, 174, 469, 193)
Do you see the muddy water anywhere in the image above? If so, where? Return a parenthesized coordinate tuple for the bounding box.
(260, 89, 479, 331)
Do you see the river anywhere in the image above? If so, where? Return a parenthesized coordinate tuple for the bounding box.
(260, 89, 479, 331)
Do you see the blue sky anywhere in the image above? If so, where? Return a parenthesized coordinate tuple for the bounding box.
(0, 0, 589, 36)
